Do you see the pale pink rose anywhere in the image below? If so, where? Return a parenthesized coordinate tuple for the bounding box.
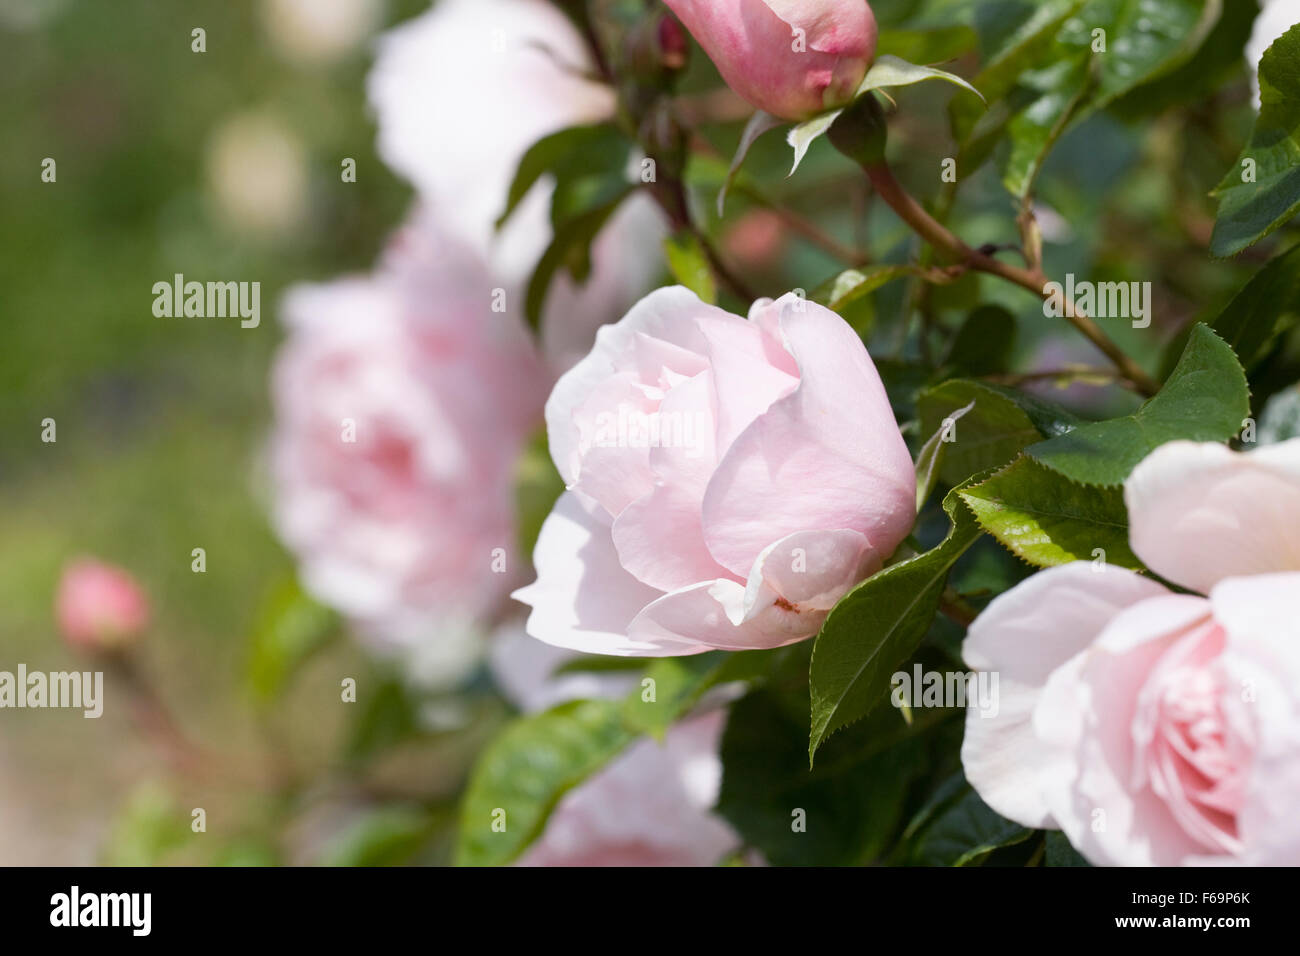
(663, 0, 878, 121)
(513, 287, 916, 656)
(367, 0, 664, 367)
(962, 439, 1300, 865)
(269, 211, 547, 668)
(516, 709, 740, 866)
(55, 558, 150, 651)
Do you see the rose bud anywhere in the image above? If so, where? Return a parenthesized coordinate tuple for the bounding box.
(55, 558, 151, 651)
(513, 287, 915, 656)
(662, 0, 878, 121)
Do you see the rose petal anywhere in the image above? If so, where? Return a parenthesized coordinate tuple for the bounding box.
(701, 293, 914, 577)
(627, 578, 815, 654)
(612, 371, 736, 591)
(961, 562, 1169, 828)
(1125, 438, 1300, 594)
(546, 287, 734, 484)
(1052, 594, 1217, 866)
(512, 492, 690, 656)
(1211, 573, 1300, 865)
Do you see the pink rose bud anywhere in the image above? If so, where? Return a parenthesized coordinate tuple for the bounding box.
(663, 0, 878, 121)
(55, 558, 151, 651)
(513, 287, 915, 656)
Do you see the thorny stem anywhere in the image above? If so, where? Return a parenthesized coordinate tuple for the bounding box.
(866, 161, 1160, 397)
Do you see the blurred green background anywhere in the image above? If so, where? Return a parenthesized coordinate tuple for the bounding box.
(0, 0, 471, 865)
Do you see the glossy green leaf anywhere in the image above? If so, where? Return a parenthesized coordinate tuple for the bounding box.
(454, 699, 634, 866)
(718, 689, 926, 866)
(917, 380, 1079, 486)
(958, 456, 1143, 569)
(1211, 24, 1300, 257)
(809, 486, 981, 760)
(1027, 324, 1250, 485)
(1209, 243, 1300, 370)
(905, 775, 1032, 866)
(956, 0, 1221, 196)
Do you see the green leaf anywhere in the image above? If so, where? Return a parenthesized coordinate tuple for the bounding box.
(857, 54, 985, 102)
(1027, 324, 1250, 485)
(917, 380, 1079, 486)
(1209, 244, 1300, 370)
(454, 699, 634, 866)
(718, 110, 782, 215)
(318, 807, 436, 867)
(812, 264, 931, 312)
(718, 689, 926, 866)
(789, 55, 983, 174)
(787, 111, 839, 175)
(953, 0, 1088, 141)
(247, 577, 338, 706)
(945, 305, 1018, 377)
(905, 776, 1032, 866)
(809, 486, 981, 760)
(515, 429, 565, 560)
(621, 650, 770, 739)
(496, 123, 631, 229)
(1045, 830, 1092, 866)
(958, 456, 1143, 569)
(524, 191, 630, 331)
(1211, 24, 1300, 257)
(663, 232, 717, 304)
(915, 399, 975, 512)
(957, 0, 1222, 197)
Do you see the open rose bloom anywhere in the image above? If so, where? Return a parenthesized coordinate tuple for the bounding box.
(270, 214, 546, 661)
(514, 287, 915, 656)
(963, 439, 1300, 865)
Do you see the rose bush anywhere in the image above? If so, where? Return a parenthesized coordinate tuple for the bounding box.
(514, 287, 915, 655)
(962, 439, 1300, 865)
